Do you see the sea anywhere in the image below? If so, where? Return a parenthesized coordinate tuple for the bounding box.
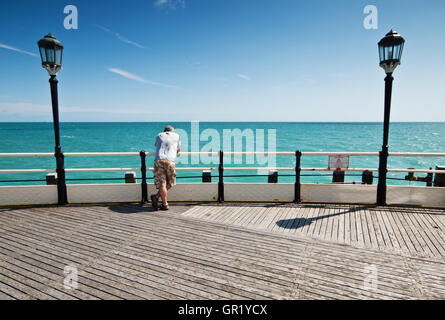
(0, 122, 443, 186)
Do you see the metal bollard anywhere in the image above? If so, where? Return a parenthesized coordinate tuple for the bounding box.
(46, 173, 58, 185)
(202, 170, 212, 183)
(125, 171, 137, 183)
(362, 170, 373, 184)
(433, 166, 445, 187)
(268, 169, 278, 183)
(333, 170, 345, 183)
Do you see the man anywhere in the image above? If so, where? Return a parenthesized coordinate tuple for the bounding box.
(151, 125, 181, 211)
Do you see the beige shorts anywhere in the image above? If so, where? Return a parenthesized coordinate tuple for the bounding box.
(154, 160, 176, 189)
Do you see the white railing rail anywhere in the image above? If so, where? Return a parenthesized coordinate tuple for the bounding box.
(1, 151, 445, 157)
(0, 151, 444, 174)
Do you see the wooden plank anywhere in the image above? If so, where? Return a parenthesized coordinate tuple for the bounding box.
(221, 206, 251, 225)
(359, 207, 373, 248)
(231, 206, 258, 227)
(0, 250, 98, 300)
(338, 205, 346, 244)
(373, 207, 392, 249)
(301, 206, 317, 236)
(0, 280, 30, 300)
(190, 204, 221, 219)
(387, 208, 421, 254)
(278, 206, 300, 233)
(218, 206, 248, 225)
(412, 211, 445, 256)
(349, 205, 357, 246)
(310, 206, 323, 238)
(379, 208, 404, 251)
(404, 211, 441, 257)
(287, 206, 308, 234)
(243, 206, 267, 227)
(284, 206, 303, 230)
(365, 207, 380, 249)
(323, 207, 334, 241)
(331, 206, 340, 242)
(354, 207, 366, 248)
(269, 207, 290, 232)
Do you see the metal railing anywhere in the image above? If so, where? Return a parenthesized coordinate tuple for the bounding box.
(0, 151, 444, 205)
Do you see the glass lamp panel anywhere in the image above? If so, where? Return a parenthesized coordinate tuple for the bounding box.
(55, 47, 62, 65)
(393, 44, 401, 62)
(46, 48, 55, 64)
(397, 42, 404, 61)
(45, 48, 50, 64)
(384, 45, 394, 61)
(39, 47, 47, 64)
(379, 45, 384, 63)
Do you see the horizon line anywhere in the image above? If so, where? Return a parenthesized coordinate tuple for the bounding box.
(1, 121, 444, 124)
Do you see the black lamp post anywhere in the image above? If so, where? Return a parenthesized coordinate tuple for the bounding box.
(37, 33, 67, 205)
(376, 29, 405, 206)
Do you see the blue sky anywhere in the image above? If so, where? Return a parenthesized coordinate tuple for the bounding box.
(0, 0, 444, 122)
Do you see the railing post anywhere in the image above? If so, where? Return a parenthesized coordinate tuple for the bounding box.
(377, 73, 393, 206)
(294, 150, 301, 203)
(55, 147, 68, 205)
(377, 148, 388, 205)
(140, 150, 148, 203)
(218, 150, 224, 203)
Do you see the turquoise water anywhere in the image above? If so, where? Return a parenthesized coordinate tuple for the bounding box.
(0, 122, 443, 186)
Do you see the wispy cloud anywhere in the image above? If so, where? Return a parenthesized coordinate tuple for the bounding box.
(186, 60, 207, 70)
(0, 102, 50, 114)
(237, 74, 251, 81)
(94, 24, 145, 49)
(108, 68, 179, 89)
(154, 0, 186, 10)
(0, 43, 37, 57)
(212, 76, 230, 82)
(0, 102, 178, 116)
(331, 73, 346, 79)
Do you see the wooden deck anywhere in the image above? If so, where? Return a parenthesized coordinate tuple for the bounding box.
(0, 203, 444, 300)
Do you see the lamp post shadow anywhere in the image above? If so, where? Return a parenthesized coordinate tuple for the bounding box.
(275, 206, 366, 230)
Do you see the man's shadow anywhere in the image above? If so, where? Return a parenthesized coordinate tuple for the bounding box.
(107, 202, 205, 214)
(108, 203, 156, 214)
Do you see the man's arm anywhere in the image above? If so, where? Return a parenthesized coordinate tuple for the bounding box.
(155, 135, 160, 147)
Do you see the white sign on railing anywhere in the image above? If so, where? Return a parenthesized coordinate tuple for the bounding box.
(328, 155, 350, 170)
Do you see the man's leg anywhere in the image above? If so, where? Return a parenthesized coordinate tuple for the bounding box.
(159, 161, 175, 210)
(156, 185, 170, 198)
(158, 184, 168, 205)
(152, 161, 163, 210)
